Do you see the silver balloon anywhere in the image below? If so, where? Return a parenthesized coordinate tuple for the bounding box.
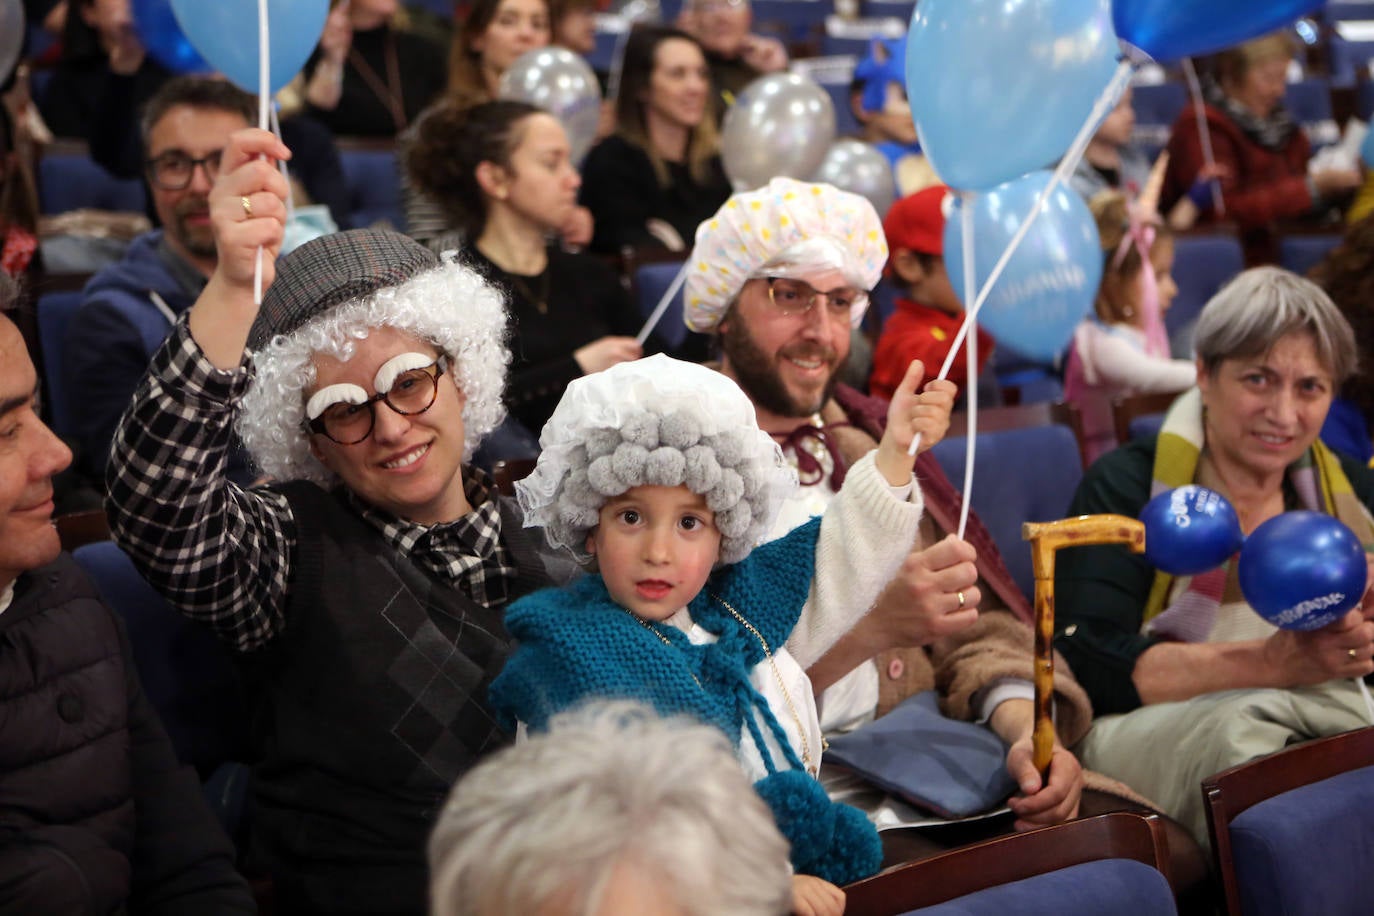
(810, 139, 897, 217)
(498, 48, 602, 165)
(0, 0, 24, 89)
(720, 72, 836, 191)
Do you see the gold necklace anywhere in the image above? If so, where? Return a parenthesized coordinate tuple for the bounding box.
(623, 610, 703, 688)
(711, 593, 824, 776)
(506, 267, 551, 315)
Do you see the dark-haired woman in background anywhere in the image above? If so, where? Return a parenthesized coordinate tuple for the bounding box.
(406, 99, 645, 435)
(579, 25, 731, 255)
(405, 0, 554, 250)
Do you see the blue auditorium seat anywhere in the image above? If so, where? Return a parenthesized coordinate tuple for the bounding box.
(1204, 726, 1374, 916)
(35, 289, 84, 438)
(1285, 78, 1338, 150)
(931, 421, 1083, 601)
(1278, 232, 1341, 279)
(861, 1, 915, 21)
(72, 541, 252, 842)
(843, 812, 1177, 916)
(634, 260, 689, 351)
(1166, 233, 1244, 358)
(37, 142, 147, 215)
(1130, 82, 1188, 160)
(751, 0, 829, 44)
(337, 140, 404, 231)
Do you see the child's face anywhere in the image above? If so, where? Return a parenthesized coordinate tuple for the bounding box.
(862, 82, 918, 147)
(914, 255, 964, 318)
(587, 485, 722, 622)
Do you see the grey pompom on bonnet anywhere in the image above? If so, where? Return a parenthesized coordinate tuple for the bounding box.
(517, 355, 797, 564)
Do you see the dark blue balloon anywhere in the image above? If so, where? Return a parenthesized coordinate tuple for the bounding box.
(1140, 485, 1244, 576)
(1113, 0, 1325, 64)
(132, 0, 210, 75)
(1238, 511, 1368, 631)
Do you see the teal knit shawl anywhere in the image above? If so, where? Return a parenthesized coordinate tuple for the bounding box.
(487, 518, 883, 884)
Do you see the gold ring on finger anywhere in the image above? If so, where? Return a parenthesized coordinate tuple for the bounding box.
(956, 590, 966, 609)
(241, 195, 253, 218)
(1350, 648, 1360, 660)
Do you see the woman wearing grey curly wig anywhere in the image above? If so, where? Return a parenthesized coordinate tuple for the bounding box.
(429, 701, 795, 916)
(103, 127, 558, 916)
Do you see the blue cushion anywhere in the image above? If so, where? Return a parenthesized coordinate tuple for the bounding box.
(1167, 235, 1243, 351)
(903, 859, 1176, 915)
(825, 691, 1017, 819)
(931, 425, 1082, 601)
(36, 290, 84, 438)
(37, 151, 147, 215)
(339, 147, 403, 231)
(1127, 412, 1166, 445)
(635, 262, 688, 350)
(1278, 234, 1341, 280)
(1230, 765, 1374, 916)
(71, 542, 249, 778)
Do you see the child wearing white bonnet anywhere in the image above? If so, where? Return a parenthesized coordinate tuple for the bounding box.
(490, 352, 954, 911)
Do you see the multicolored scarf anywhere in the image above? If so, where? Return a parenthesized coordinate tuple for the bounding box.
(1143, 388, 1374, 637)
(1204, 75, 1298, 153)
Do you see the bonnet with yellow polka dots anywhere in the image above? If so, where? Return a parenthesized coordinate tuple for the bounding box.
(683, 177, 888, 333)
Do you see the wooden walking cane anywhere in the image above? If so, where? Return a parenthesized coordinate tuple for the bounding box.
(1021, 515, 1146, 776)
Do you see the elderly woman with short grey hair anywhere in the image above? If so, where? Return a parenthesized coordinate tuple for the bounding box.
(429, 702, 795, 916)
(1054, 265, 1374, 848)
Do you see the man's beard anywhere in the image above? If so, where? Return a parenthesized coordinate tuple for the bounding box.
(173, 195, 216, 258)
(719, 318, 842, 419)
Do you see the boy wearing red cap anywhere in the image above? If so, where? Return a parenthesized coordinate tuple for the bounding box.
(869, 185, 995, 400)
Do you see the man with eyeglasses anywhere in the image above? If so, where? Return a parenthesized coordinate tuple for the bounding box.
(105, 127, 556, 915)
(682, 180, 1208, 891)
(65, 76, 254, 487)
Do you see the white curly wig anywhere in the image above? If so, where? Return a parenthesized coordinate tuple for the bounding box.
(238, 255, 510, 485)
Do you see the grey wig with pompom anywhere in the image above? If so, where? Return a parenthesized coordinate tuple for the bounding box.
(544, 407, 772, 565)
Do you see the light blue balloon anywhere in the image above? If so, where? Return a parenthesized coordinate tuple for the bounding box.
(905, 0, 1120, 191)
(170, 0, 329, 95)
(944, 171, 1101, 363)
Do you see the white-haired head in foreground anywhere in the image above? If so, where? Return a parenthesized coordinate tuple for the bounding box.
(428, 701, 794, 916)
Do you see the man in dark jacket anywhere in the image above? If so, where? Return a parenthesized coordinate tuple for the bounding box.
(0, 284, 254, 914)
(64, 76, 254, 483)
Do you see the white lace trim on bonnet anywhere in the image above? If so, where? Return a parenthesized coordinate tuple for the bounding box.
(516, 354, 798, 564)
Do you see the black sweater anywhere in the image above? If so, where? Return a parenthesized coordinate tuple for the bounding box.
(465, 244, 647, 435)
(578, 134, 732, 256)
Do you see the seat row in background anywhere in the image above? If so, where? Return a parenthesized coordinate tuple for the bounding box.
(34, 137, 404, 233)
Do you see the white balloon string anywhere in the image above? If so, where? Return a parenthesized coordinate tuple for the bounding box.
(253, 0, 270, 305)
(957, 196, 977, 540)
(935, 59, 1134, 384)
(269, 103, 295, 225)
(634, 261, 689, 346)
(1182, 57, 1225, 216)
